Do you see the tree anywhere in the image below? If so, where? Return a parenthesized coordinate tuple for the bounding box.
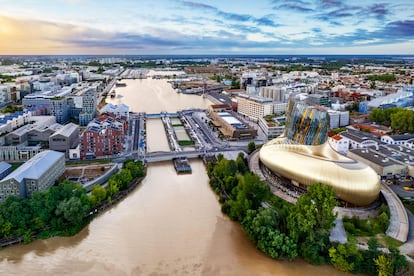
(374, 255, 393, 276)
(389, 246, 408, 275)
(370, 108, 386, 124)
(247, 141, 256, 154)
(390, 109, 414, 133)
(107, 177, 120, 198)
(236, 152, 248, 174)
(329, 239, 362, 272)
(362, 237, 380, 274)
(242, 208, 298, 260)
(118, 169, 132, 190)
(224, 173, 269, 221)
(287, 183, 337, 264)
(91, 185, 107, 205)
(56, 197, 88, 225)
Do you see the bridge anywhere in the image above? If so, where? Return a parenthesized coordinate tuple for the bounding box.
(138, 150, 204, 163)
(145, 112, 180, 119)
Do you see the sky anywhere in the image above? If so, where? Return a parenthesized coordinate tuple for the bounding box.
(0, 0, 413, 55)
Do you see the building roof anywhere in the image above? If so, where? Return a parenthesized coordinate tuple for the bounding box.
(50, 123, 79, 138)
(340, 130, 378, 144)
(0, 162, 11, 173)
(378, 144, 414, 165)
(331, 135, 343, 141)
(101, 103, 129, 114)
(1, 150, 64, 183)
(349, 148, 400, 167)
(236, 93, 273, 103)
(389, 134, 414, 141)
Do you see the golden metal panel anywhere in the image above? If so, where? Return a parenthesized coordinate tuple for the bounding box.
(260, 138, 381, 206)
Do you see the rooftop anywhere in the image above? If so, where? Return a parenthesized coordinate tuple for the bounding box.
(1, 150, 64, 183)
(349, 148, 400, 167)
(340, 129, 378, 144)
(0, 162, 11, 173)
(50, 123, 79, 138)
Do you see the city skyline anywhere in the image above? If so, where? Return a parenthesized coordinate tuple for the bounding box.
(0, 0, 413, 55)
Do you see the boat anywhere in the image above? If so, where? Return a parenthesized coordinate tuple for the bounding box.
(115, 82, 127, 87)
(110, 90, 116, 98)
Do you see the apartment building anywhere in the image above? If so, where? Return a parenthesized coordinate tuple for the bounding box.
(80, 114, 126, 159)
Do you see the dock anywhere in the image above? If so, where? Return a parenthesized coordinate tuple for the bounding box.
(173, 157, 192, 174)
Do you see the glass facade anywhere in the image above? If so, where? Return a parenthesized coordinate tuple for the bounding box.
(284, 97, 328, 145)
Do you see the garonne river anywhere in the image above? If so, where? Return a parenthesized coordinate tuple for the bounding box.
(0, 71, 347, 275)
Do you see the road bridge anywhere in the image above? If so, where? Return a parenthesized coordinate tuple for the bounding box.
(145, 113, 180, 119)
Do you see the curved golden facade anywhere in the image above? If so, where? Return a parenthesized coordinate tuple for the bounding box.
(259, 96, 380, 206)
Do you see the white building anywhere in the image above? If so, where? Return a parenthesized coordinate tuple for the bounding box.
(329, 135, 349, 154)
(258, 116, 285, 139)
(327, 110, 349, 129)
(100, 103, 130, 120)
(339, 130, 379, 150)
(236, 94, 273, 121)
(273, 102, 288, 114)
(381, 134, 414, 145)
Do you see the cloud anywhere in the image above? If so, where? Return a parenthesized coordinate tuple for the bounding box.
(319, 0, 343, 9)
(356, 3, 391, 21)
(181, 1, 277, 26)
(276, 4, 314, 13)
(381, 20, 414, 38)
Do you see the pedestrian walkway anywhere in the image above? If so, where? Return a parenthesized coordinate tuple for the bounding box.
(381, 184, 409, 243)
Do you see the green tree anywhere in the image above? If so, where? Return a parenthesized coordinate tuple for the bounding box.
(224, 173, 269, 221)
(118, 169, 133, 190)
(370, 108, 386, 124)
(329, 239, 362, 272)
(56, 197, 88, 226)
(107, 177, 120, 198)
(287, 183, 337, 264)
(374, 255, 393, 276)
(362, 237, 380, 274)
(236, 152, 248, 174)
(242, 208, 297, 260)
(91, 185, 107, 205)
(390, 109, 414, 133)
(247, 141, 256, 154)
(389, 246, 408, 275)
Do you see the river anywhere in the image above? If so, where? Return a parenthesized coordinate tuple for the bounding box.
(0, 71, 346, 275)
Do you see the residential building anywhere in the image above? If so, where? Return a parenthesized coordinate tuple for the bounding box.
(50, 97, 69, 124)
(80, 114, 126, 159)
(49, 123, 80, 157)
(0, 150, 65, 202)
(69, 87, 97, 126)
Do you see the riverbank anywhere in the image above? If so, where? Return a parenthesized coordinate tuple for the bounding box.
(207, 154, 410, 275)
(0, 160, 146, 249)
